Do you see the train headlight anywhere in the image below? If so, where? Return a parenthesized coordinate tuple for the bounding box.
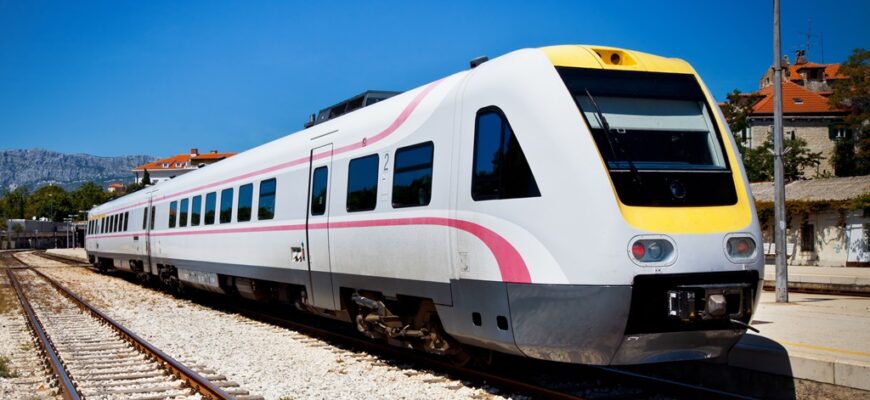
(726, 236, 757, 262)
(628, 237, 676, 266)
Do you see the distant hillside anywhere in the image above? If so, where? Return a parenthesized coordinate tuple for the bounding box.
(0, 148, 156, 191)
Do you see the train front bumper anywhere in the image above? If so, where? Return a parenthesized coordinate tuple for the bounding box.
(506, 270, 761, 365)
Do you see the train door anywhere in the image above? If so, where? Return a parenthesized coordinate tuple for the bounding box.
(144, 194, 154, 274)
(306, 143, 336, 310)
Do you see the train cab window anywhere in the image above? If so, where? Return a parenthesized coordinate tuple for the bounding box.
(123, 212, 129, 231)
(347, 154, 378, 212)
(472, 108, 540, 201)
(258, 179, 277, 220)
(204, 192, 216, 225)
(237, 184, 253, 222)
(392, 142, 434, 208)
(179, 198, 189, 227)
(142, 207, 148, 230)
(169, 201, 178, 228)
(220, 188, 233, 224)
(311, 167, 328, 216)
(150, 206, 156, 230)
(191, 195, 202, 226)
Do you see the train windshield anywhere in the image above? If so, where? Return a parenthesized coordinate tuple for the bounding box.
(558, 68, 728, 172)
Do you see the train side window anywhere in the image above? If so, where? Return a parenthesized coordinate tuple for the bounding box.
(472, 107, 540, 201)
(204, 192, 216, 225)
(169, 201, 178, 228)
(347, 154, 378, 212)
(179, 198, 189, 227)
(258, 179, 277, 220)
(311, 167, 328, 216)
(150, 206, 156, 230)
(220, 188, 233, 223)
(191, 195, 202, 226)
(238, 183, 253, 222)
(123, 212, 129, 231)
(392, 142, 434, 208)
(142, 207, 148, 230)
(112, 215, 117, 232)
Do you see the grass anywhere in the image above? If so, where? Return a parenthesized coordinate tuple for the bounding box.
(0, 355, 18, 378)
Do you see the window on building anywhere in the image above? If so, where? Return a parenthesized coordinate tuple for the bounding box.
(311, 167, 328, 216)
(347, 155, 379, 212)
(150, 206, 156, 230)
(472, 108, 540, 201)
(191, 195, 202, 226)
(258, 179, 277, 220)
(237, 183, 253, 222)
(801, 224, 815, 252)
(123, 212, 129, 231)
(220, 188, 233, 223)
(169, 201, 178, 228)
(179, 198, 189, 227)
(143, 207, 148, 230)
(393, 142, 434, 208)
(204, 192, 216, 225)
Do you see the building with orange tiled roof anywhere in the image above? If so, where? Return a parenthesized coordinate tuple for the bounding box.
(739, 50, 851, 176)
(133, 148, 236, 185)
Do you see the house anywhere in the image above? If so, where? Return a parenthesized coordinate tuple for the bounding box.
(738, 50, 851, 176)
(133, 148, 236, 185)
(750, 175, 870, 267)
(106, 183, 126, 193)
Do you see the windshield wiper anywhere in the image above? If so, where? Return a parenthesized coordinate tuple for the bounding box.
(584, 89, 643, 189)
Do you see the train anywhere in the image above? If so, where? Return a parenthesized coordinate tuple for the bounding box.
(85, 45, 764, 365)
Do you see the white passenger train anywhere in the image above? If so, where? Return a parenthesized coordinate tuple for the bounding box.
(85, 45, 764, 365)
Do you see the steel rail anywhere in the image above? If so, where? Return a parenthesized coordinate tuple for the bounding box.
(5, 265, 80, 400)
(12, 253, 235, 400)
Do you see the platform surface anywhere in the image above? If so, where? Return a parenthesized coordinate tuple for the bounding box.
(731, 291, 870, 391)
(45, 247, 88, 262)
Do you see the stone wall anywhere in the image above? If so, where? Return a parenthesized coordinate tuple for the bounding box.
(745, 118, 841, 177)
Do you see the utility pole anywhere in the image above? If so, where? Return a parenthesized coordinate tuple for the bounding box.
(773, 0, 789, 303)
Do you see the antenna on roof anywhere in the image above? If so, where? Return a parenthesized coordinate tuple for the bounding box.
(304, 113, 316, 129)
(469, 56, 488, 69)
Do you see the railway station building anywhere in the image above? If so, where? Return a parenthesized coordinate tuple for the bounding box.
(133, 148, 236, 185)
(751, 175, 870, 267)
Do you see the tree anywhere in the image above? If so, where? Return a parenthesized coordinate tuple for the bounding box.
(26, 185, 73, 222)
(722, 89, 763, 142)
(741, 133, 823, 182)
(832, 136, 857, 176)
(829, 48, 870, 175)
(142, 169, 151, 186)
(0, 187, 30, 220)
(71, 182, 107, 218)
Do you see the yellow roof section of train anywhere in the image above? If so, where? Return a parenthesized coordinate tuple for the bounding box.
(541, 45, 695, 74)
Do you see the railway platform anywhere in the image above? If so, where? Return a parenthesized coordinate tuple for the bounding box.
(763, 264, 870, 296)
(731, 291, 870, 391)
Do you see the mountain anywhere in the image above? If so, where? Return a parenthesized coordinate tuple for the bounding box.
(0, 148, 156, 191)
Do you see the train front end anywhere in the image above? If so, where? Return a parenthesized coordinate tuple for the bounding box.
(502, 46, 763, 365)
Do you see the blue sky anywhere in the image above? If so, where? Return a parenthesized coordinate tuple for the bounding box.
(1, 1, 867, 157)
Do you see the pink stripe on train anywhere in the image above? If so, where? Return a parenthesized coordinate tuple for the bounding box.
(90, 216, 532, 284)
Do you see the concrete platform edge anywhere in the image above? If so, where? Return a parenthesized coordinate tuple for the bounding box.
(730, 339, 870, 391)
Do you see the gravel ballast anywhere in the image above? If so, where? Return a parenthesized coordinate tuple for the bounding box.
(28, 256, 507, 399)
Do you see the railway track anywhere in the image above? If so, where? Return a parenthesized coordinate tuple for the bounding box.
(1, 252, 259, 400)
(28, 251, 756, 399)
